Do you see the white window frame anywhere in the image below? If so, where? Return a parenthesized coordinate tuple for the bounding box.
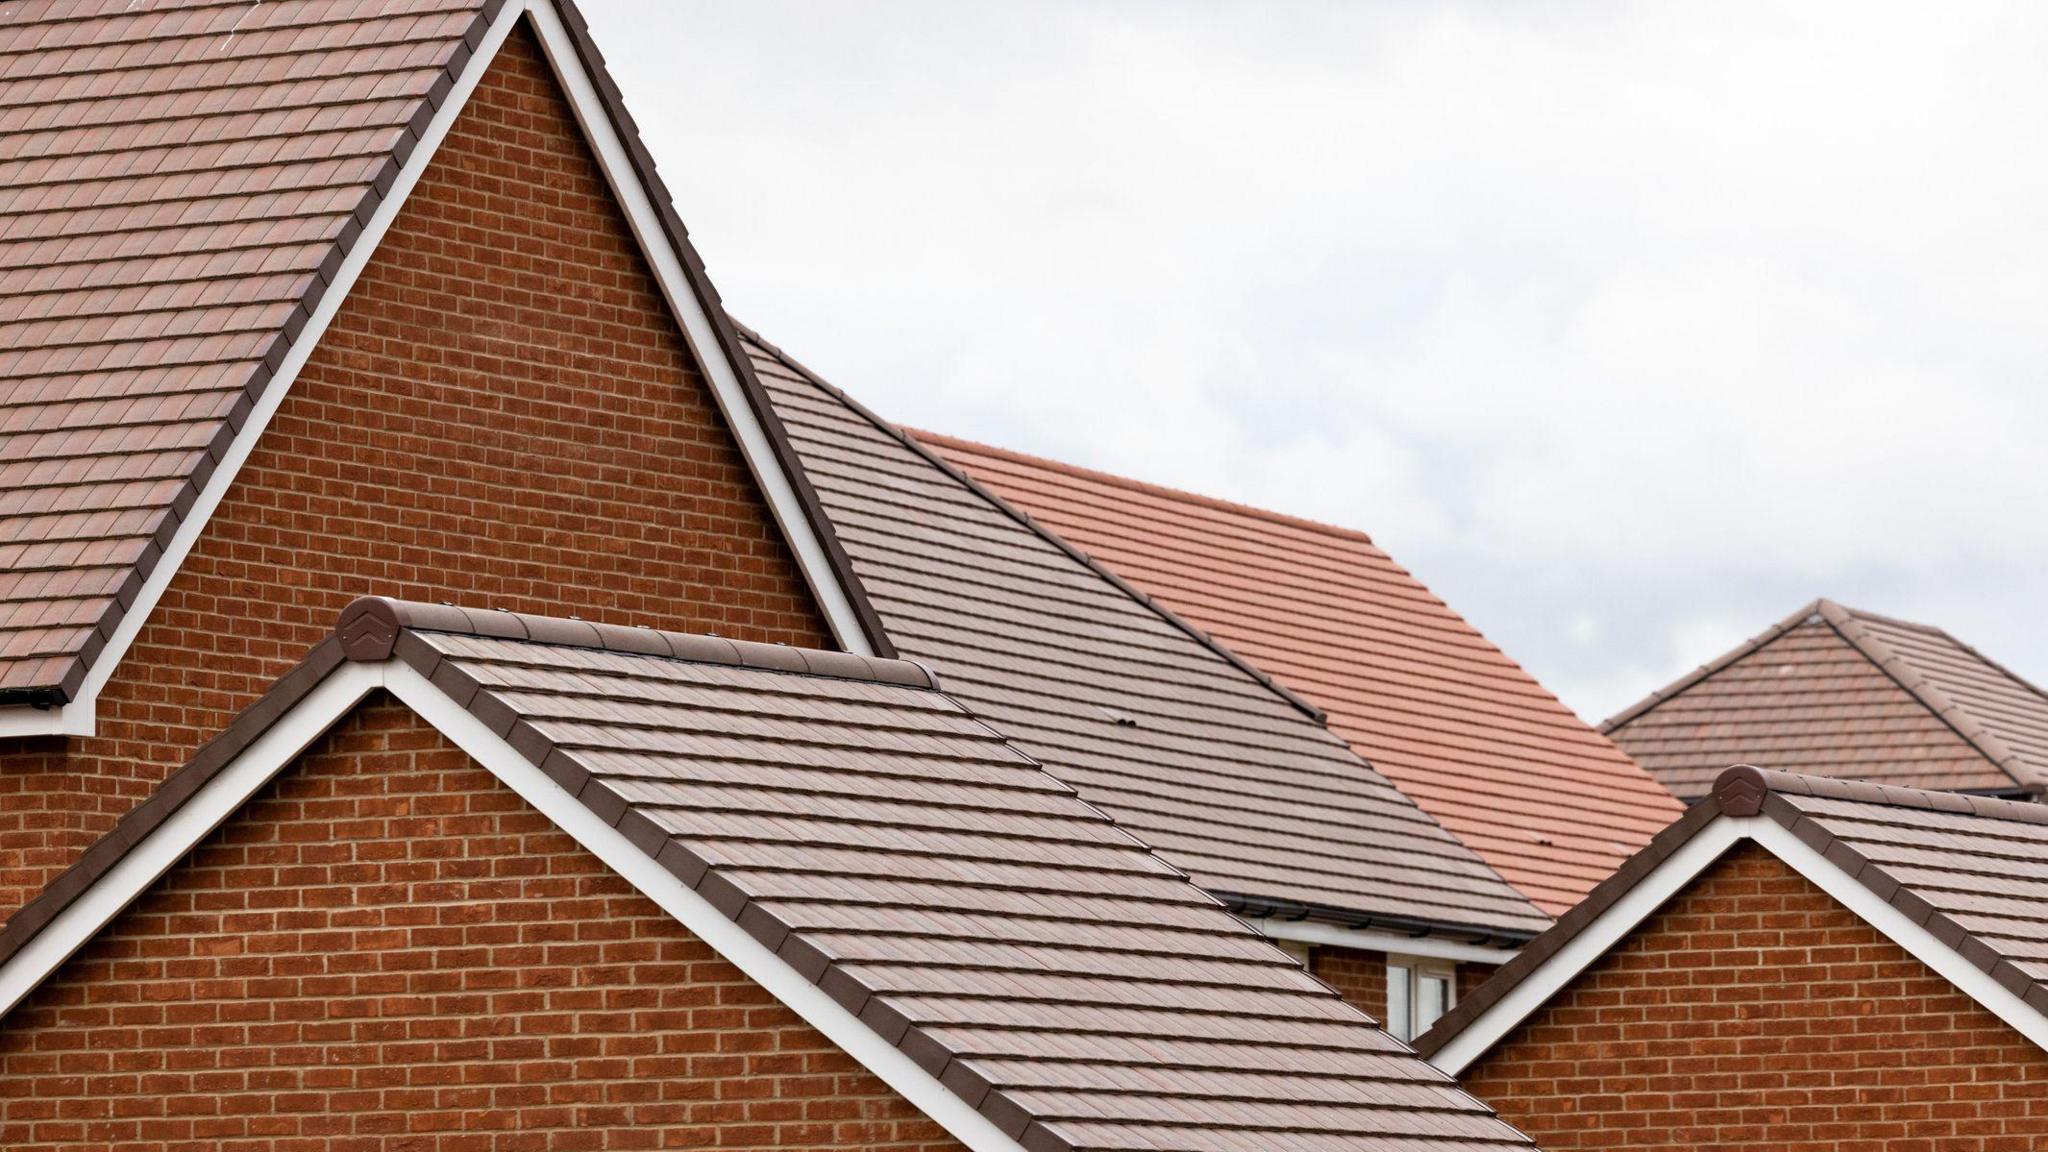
(1386, 953, 1457, 1043)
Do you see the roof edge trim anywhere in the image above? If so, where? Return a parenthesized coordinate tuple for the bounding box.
(0, 657, 1031, 1152)
(1417, 764, 2048, 1073)
(735, 322, 1331, 727)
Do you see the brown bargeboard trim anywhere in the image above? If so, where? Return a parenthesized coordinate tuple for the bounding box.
(1415, 763, 2048, 1064)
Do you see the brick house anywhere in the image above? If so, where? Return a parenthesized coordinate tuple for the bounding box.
(0, 0, 1558, 1140)
(0, 0, 1565, 1040)
(1415, 765, 2048, 1150)
(1606, 598, 2048, 801)
(0, 597, 1536, 1150)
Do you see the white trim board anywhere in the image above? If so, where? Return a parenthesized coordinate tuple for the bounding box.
(1253, 918, 1519, 967)
(1427, 816, 2048, 1075)
(0, 659, 1025, 1152)
(0, 0, 871, 739)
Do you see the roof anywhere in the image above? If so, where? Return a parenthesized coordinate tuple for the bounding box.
(0, 0, 889, 722)
(0, 596, 1536, 1152)
(738, 327, 1550, 945)
(916, 430, 1681, 916)
(1605, 598, 2048, 799)
(1417, 763, 2048, 1073)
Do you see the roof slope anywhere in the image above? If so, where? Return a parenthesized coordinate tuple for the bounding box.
(0, 0, 888, 709)
(1606, 599, 2048, 799)
(0, 0, 496, 699)
(1419, 764, 2048, 1069)
(0, 598, 1536, 1152)
(918, 430, 1681, 916)
(740, 329, 1549, 943)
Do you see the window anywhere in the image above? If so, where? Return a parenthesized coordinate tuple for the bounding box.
(1385, 956, 1456, 1042)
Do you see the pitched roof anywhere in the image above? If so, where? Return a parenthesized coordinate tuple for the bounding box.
(0, 597, 1536, 1152)
(0, 0, 889, 721)
(1417, 764, 2048, 1073)
(1605, 599, 2048, 800)
(739, 328, 1550, 945)
(915, 431, 1681, 917)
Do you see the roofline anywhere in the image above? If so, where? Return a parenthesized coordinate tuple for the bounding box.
(1601, 598, 2040, 795)
(1817, 601, 2045, 795)
(0, 639, 1034, 1152)
(907, 427, 1380, 548)
(1416, 765, 2048, 1072)
(1599, 597, 1826, 734)
(734, 322, 1331, 728)
(0, 0, 893, 738)
(1220, 891, 1538, 950)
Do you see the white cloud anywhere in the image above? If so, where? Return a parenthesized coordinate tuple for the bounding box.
(586, 0, 2048, 722)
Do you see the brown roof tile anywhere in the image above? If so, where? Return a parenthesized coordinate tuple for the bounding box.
(1606, 599, 2048, 799)
(0, 597, 1536, 1152)
(914, 430, 1682, 917)
(0, 0, 496, 703)
(739, 327, 1549, 943)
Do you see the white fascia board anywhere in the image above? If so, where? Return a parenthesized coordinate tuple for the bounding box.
(1429, 815, 2048, 1075)
(521, 0, 873, 658)
(1253, 919, 1520, 966)
(0, 0, 872, 739)
(0, 660, 1025, 1152)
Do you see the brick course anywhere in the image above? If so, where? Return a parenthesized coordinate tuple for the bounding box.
(0, 695, 962, 1152)
(0, 27, 830, 921)
(1461, 842, 2048, 1150)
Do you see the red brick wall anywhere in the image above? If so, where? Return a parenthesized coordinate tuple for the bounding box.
(1311, 944, 1389, 1015)
(0, 26, 832, 920)
(0, 696, 963, 1152)
(1462, 843, 2048, 1150)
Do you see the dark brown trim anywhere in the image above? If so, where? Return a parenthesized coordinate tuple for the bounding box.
(732, 321, 1330, 727)
(545, 0, 898, 663)
(1416, 762, 2048, 1064)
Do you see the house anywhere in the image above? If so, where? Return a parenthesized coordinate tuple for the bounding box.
(1606, 599, 2048, 801)
(0, 0, 1542, 1097)
(915, 431, 1682, 921)
(0, 0, 1540, 1033)
(0, 597, 1536, 1150)
(1415, 764, 2048, 1149)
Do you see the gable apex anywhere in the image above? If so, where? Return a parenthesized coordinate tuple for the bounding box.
(0, 0, 890, 737)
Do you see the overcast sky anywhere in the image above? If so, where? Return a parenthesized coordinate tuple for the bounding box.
(585, 1, 2048, 724)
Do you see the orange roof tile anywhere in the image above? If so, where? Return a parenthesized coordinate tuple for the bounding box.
(1606, 599, 2048, 800)
(915, 430, 1681, 915)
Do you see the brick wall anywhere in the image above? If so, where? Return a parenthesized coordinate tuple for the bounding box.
(0, 696, 963, 1152)
(0, 26, 832, 920)
(1462, 842, 2048, 1150)
(1311, 945, 1388, 1015)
